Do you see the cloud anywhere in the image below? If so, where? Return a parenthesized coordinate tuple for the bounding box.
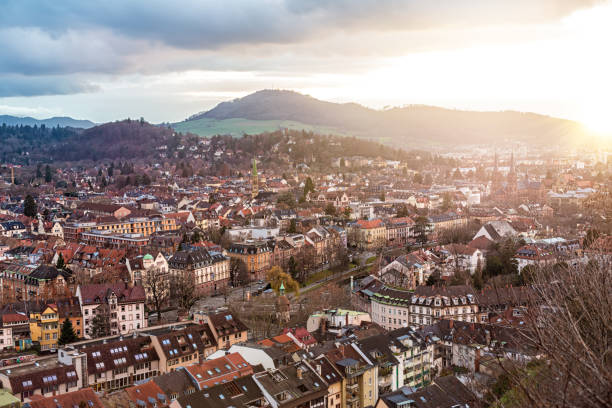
(0, 75, 99, 97)
(0, 0, 604, 96)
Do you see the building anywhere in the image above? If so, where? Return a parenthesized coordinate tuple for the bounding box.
(76, 283, 147, 338)
(202, 310, 249, 349)
(514, 245, 555, 273)
(252, 362, 328, 408)
(306, 309, 371, 335)
(227, 241, 273, 281)
(59, 335, 160, 392)
(29, 304, 60, 352)
(25, 387, 104, 408)
(170, 375, 268, 408)
(376, 375, 477, 408)
(182, 353, 253, 389)
(168, 248, 230, 296)
(0, 357, 81, 402)
(347, 219, 386, 250)
(326, 342, 378, 408)
(148, 324, 218, 372)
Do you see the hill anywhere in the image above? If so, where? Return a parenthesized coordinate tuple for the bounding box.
(0, 115, 95, 128)
(0, 120, 178, 164)
(179, 89, 591, 147)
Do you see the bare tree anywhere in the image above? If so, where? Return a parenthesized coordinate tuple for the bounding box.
(143, 267, 169, 320)
(497, 258, 612, 408)
(170, 272, 198, 312)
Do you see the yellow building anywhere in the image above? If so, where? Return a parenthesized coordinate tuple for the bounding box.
(348, 219, 386, 250)
(30, 304, 60, 351)
(327, 343, 379, 408)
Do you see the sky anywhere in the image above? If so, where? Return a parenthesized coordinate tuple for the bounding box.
(1, 0, 611, 134)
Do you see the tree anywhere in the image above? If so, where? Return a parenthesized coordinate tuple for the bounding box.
(343, 206, 352, 219)
(277, 192, 296, 209)
(58, 318, 78, 345)
(144, 268, 170, 320)
(91, 313, 109, 338)
(396, 204, 409, 218)
(23, 194, 37, 218)
(36, 164, 42, 179)
(498, 260, 612, 408)
(287, 256, 299, 280)
(303, 176, 315, 197)
(44, 165, 52, 183)
(414, 216, 430, 244)
(413, 173, 423, 184)
(266, 266, 299, 295)
(56, 253, 65, 269)
(324, 203, 336, 216)
(288, 218, 297, 233)
(170, 272, 198, 311)
(230, 258, 249, 287)
(441, 192, 453, 211)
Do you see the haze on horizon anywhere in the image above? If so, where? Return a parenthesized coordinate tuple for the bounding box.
(1, 0, 611, 135)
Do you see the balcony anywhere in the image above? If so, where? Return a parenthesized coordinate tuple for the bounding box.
(347, 393, 360, 403)
(346, 382, 359, 391)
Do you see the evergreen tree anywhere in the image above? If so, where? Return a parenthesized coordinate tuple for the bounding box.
(303, 176, 315, 197)
(288, 219, 297, 233)
(91, 314, 109, 338)
(44, 165, 52, 183)
(36, 164, 43, 179)
(23, 194, 37, 218)
(288, 256, 299, 280)
(56, 253, 65, 269)
(58, 318, 78, 345)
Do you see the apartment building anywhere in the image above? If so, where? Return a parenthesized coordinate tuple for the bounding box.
(168, 247, 230, 296)
(0, 357, 82, 402)
(326, 342, 378, 408)
(59, 335, 160, 392)
(76, 283, 147, 338)
(227, 241, 273, 280)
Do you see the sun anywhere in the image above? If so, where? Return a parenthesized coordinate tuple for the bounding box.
(580, 109, 612, 137)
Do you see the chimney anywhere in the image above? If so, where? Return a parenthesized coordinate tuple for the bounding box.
(297, 367, 303, 380)
(449, 320, 453, 329)
(470, 323, 475, 331)
(474, 348, 481, 373)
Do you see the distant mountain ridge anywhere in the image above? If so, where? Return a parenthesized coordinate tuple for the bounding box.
(0, 115, 95, 129)
(184, 89, 590, 147)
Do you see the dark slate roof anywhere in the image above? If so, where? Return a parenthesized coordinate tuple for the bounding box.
(81, 336, 158, 374)
(380, 375, 476, 408)
(168, 247, 226, 268)
(175, 375, 264, 408)
(29, 265, 72, 280)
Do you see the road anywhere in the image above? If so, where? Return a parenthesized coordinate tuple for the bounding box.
(191, 261, 375, 312)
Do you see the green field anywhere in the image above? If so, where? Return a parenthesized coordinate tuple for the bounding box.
(172, 117, 352, 138)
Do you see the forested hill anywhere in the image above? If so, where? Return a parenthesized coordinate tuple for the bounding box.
(184, 89, 591, 147)
(0, 115, 95, 128)
(0, 120, 433, 169)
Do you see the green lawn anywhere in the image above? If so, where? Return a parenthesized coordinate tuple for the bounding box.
(172, 117, 352, 138)
(365, 256, 378, 264)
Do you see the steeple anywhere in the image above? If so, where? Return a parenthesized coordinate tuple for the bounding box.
(251, 158, 258, 199)
(279, 282, 285, 296)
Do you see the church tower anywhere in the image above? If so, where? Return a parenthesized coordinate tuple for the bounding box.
(507, 151, 518, 198)
(251, 158, 258, 199)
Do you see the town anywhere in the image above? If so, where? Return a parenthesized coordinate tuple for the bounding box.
(0, 119, 608, 408)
